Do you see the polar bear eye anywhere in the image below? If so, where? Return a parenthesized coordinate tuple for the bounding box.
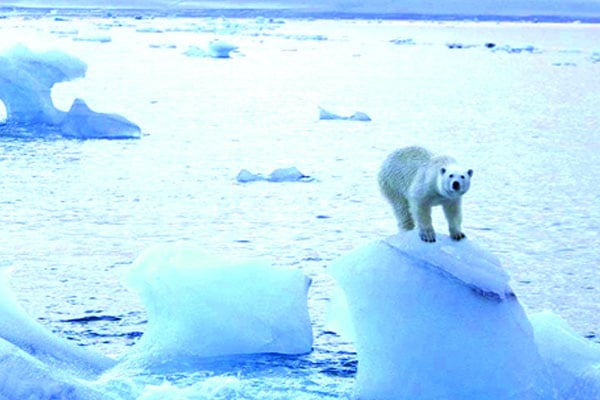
(449, 174, 454, 178)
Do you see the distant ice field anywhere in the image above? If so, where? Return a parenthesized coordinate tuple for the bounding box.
(0, 14, 599, 397)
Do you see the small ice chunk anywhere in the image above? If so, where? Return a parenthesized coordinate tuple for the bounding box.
(267, 167, 311, 182)
(318, 106, 371, 122)
(237, 167, 313, 183)
(208, 40, 239, 58)
(60, 98, 141, 139)
(236, 169, 266, 183)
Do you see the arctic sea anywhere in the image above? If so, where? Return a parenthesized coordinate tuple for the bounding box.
(1, 9, 599, 398)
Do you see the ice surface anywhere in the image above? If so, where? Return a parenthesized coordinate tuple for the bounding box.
(0, 338, 107, 400)
(0, 266, 116, 377)
(531, 311, 600, 399)
(0, 45, 141, 139)
(329, 231, 552, 400)
(122, 242, 313, 365)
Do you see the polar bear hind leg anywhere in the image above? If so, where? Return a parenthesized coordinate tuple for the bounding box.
(391, 196, 415, 231)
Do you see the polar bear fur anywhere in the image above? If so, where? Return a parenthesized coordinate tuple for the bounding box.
(378, 146, 473, 242)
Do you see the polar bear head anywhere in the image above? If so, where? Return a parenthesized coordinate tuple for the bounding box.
(438, 166, 473, 199)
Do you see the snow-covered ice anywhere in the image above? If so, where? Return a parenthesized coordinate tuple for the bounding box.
(329, 232, 552, 399)
(0, 45, 141, 139)
(329, 232, 600, 399)
(122, 242, 313, 365)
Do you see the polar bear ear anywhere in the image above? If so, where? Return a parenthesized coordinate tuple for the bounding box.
(467, 169, 473, 177)
(440, 168, 446, 175)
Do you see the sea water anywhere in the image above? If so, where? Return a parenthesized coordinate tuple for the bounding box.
(0, 12, 599, 398)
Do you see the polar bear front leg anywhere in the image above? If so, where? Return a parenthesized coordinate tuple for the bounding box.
(411, 202, 436, 242)
(443, 200, 466, 241)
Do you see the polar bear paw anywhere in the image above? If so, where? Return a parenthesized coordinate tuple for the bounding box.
(450, 231, 467, 241)
(419, 228, 437, 243)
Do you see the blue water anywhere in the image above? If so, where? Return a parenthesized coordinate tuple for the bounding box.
(1, 12, 600, 398)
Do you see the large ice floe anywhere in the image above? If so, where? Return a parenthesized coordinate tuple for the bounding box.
(121, 242, 313, 367)
(329, 231, 600, 400)
(0, 45, 141, 139)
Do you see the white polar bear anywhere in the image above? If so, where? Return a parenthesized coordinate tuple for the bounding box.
(378, 146, 473, 242)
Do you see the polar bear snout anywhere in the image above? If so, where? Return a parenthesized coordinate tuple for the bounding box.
(452, 180, 461, 191)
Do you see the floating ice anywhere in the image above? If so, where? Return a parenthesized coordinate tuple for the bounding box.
(589, 51, 600, 63)
(390, 37, 416, 45)
(491, 44, 540, 53)
(184, 40, 239, 59)
(318, 106, 371, 121)
(0, 338, 107, 400)
(208, 40, 239, 58)
(0, 45, 141, 139)
(0, 44, 86, 125)
(329, 232, 552, 400)
(72, 35, 112, 43)
(61, 98, 141, 139)
(0, 263, 116, 399)
(236, 167, 313, 183)
(531, 311, 600, 399)
(122, 243, 313, 366)
(0, 266, 116, 378)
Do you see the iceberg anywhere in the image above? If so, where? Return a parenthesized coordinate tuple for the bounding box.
(0, 45, 141, 139)
(122, 243, 313, 366)
(329, 232, 552, 400)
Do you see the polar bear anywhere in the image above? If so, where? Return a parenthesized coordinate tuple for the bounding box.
(378, 146, 473, 243)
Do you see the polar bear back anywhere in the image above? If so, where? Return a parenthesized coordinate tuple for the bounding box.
(378, 147, 430, 198)
(378, 146, 458, 202)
